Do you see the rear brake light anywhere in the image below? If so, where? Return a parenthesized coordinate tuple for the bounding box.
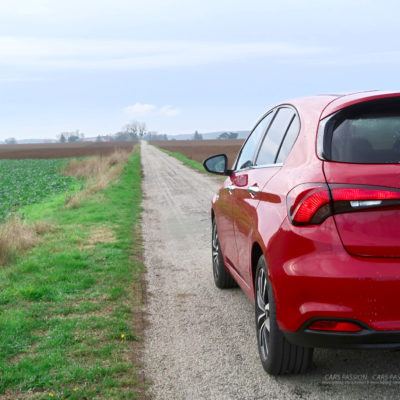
(330, 187, 400, 202)
(308, 320, 362, 332)
(287, 184, 332, 225)
(330, 186, 400, 216)
(287, 184, 400, 226)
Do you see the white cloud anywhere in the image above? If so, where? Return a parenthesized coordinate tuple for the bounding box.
(0, 36, 328, 70)
(124, 102, 157, 116)
(160, 105, 181, 117)
(124, 103, 181, 118)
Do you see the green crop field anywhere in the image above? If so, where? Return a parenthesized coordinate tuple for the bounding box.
(0, 159, 76, 219)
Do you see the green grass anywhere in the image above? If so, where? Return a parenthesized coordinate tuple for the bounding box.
(0, 158, 76, 220)
(0, 147, 146, 399)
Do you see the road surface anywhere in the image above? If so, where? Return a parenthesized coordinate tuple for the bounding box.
(141, 141, 400, 400)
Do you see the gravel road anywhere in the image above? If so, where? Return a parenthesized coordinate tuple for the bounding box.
(141, 141, 400, 400)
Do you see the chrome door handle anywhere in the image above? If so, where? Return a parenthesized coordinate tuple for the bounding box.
(247, 185, 260, 196)
(227, 185, 235, 194)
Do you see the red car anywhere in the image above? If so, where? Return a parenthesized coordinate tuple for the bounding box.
(203, 91, 400, 375)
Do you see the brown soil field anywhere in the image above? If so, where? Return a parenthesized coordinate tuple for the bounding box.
(0, 141, 137, 159)
(150, 139, 244, 168)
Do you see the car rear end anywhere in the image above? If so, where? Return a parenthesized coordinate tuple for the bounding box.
(278, 93, 400, 348)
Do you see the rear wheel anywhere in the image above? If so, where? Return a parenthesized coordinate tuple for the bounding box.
(212, 219, 236, 289)
(255, 255, 313, 374)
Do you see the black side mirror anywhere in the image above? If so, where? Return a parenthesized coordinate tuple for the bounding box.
(203, 154, 231, 176)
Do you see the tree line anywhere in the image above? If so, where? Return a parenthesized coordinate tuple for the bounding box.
(57, 123, 239, 142)
(1, 122, 240, 144)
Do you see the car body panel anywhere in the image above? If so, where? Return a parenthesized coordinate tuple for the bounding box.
(270, 217, 400, 332)
(213, 177, 238, 268)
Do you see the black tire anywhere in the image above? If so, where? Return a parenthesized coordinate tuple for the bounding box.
(212, 219, 237, 289)
(255, 255, 313, 374)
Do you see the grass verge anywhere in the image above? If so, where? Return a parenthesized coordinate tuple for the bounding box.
(63, 149, 132, 209)
(0, 146, 146, 399)
(0, 216, 54, 265)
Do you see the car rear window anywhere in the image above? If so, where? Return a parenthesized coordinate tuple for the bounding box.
(323, 98, 400, 164)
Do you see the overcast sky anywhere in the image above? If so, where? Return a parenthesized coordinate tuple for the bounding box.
(1, 0, 400, 139)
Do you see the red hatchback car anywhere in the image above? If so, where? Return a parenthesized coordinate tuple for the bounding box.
(203, 91, 400, 374)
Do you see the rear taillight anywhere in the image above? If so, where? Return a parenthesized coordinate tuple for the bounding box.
(287, 183, 400, 226)
(287, 184, 332, 225)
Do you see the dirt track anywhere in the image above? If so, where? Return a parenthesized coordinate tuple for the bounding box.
(141, 141, 400, 400)
(150, 139, 244, 169)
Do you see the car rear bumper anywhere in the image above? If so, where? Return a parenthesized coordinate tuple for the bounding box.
(283, 322, 400, 349)
(268, 217, 400, 333)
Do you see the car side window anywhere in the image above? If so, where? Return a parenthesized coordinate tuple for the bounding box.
(255, 107, 295, 166)
(235, 111, 274, 170)
(276, 115, 300, 163)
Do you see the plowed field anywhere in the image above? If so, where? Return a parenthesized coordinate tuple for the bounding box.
(0, 141, 136, 159)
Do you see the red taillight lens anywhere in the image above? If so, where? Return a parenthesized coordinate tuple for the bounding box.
(308, 320, 362, 332)
(287, 184, 331, 225)
(331, 187, 400, 202)
(330, 185, 400, 216)
(287, 184, 400, 226)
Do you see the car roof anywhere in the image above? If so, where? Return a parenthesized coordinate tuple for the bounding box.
(283, 90, 400, 120)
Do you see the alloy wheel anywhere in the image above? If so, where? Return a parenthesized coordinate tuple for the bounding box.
(256, 267, 270, 360)
(212, 223, 220, 281)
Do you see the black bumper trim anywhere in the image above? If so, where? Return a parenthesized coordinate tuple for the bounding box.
(283, 319, 400, 349)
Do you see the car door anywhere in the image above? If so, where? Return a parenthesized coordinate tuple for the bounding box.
(231, 107, 297, 288)
(214, 176, 238, 268)
(216, 112, 274, 269)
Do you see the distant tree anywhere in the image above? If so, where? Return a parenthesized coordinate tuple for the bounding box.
(193, 130, 203, 140)
(96, 135, 102, 142)
(5, 137, 16, 144)
(142, 131, 169, 141)
(125, 124, 137, 139)
(59, 130, 83, 143)
(59, 132, 70, 142)
(218, 132, 239, 140)
(68, 135, 79, 143)
(123, 120, 146, 140)
(138, 122, 146, 137)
